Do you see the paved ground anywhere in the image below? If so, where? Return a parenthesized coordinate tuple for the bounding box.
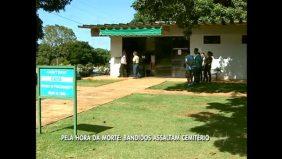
(37, 76, 246, 126)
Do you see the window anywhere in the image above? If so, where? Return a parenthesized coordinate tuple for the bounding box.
(242, 35, 247, 44)
(204, 36, 221, 44)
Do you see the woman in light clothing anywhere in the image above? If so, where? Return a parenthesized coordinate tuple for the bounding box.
(132, 51, 140, 78)
(120, 50, 127, 77)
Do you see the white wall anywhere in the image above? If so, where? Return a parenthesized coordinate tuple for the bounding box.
(107, 24, 247, 79)
(109, 36, 122, 77)
(190, 24, 247, 80)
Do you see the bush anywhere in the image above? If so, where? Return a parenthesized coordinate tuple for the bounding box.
(93, 65, 110, 75)
(36, 56, 49, 65)
(76, 64, 94, 77)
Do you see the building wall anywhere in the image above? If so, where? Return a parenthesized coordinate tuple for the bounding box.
(109, 36, 122, 77)
(190, 24, 247, 79)
(163, 25, 184, 36)
(108, 24, 247, 79)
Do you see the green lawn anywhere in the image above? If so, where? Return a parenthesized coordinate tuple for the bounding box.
(149, 81, 247, 93)
(36, 94, 246, 159)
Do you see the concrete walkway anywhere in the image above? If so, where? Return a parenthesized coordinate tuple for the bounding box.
(38, 77, 166, 126)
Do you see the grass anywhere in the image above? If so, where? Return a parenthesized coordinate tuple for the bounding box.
(36, 94, 246, 159)
(149, 81, 247, 93)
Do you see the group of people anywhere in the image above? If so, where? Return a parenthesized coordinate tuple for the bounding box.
(119, 48, 213, 83)
(120, 50, 141, 79)
(185, 48, 213, 87)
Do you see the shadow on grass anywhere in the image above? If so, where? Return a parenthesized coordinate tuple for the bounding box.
(52, 124, 113, 134)
(189, 97, 247, 156)
(165, 82, 247, 93)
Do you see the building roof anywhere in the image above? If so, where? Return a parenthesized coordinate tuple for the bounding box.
(78, 21, 246, 37)
(78, 21, 246, 30)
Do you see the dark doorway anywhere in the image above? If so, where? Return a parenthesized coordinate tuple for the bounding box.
(122, 36, 189, 77)
(154, 36, 189, 77)
(122, 37, 146, 76)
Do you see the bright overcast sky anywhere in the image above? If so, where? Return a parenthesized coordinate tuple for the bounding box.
(38, 0, 136, 50)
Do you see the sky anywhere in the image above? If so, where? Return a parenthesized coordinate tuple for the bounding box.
(38, 0, 137, 50)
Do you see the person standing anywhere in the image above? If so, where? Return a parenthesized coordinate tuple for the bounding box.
(193, 48, 203, 84)
(132, 51, 140, 78)
(185, 51, 194, 87)
(200, 51, 206, 82)
(203, 51, 213, 82)
(119, 50, 127, 77)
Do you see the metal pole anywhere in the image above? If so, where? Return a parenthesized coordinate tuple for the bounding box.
(38, 98, 42, 134)
(73, 66, 77, 136)
(37, 67, 42, 134)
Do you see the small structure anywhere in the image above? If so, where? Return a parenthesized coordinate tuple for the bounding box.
(79, 21, 247, 80)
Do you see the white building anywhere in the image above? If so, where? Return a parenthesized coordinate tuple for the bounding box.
(79, 22, 247, 80)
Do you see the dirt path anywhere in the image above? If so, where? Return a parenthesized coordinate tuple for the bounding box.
(38, 77, 166, 126)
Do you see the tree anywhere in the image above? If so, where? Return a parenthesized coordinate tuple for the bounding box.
(38, 25, 77, 64)
(131, 11, 155, 24)
(36, 0, 73, 41)
(131, 0, 247, 37)
(62, 41, 94, 65)
(94, 48, 110, 65)
(36, 43, 57, 65)
(42, 25, 77, 47)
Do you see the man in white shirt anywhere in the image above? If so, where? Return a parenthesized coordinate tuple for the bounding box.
(132, 51, 140, 78)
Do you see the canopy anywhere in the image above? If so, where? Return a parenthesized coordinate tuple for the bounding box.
(99, 27, 162, 36)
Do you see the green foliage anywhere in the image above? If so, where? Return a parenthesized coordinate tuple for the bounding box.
(36, 24, 111, 66)
(37, 0, 72, 12)
(36, 56, 49, 65)
(94, 48, 110, 65)
(36, 43, 57, 65)
(50, 57, 70, 65)
(42, 25, 77, 47)
(76, 64, 93, 77)
(37, 25, 77, 65)
(62, 41, 93, 65)
(131, 11, 155, 23)
(36, 0, 73, 40)
(132, 0, 247, 36)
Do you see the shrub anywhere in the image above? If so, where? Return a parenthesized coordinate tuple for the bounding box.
(93, 65, 110, 75)
(76, 64, 94, 77)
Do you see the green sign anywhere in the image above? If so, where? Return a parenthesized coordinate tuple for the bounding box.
(37, 66, 77, 135)
(39, 68, 75, 98)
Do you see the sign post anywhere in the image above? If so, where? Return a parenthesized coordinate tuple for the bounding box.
(37, 66, 77, 135)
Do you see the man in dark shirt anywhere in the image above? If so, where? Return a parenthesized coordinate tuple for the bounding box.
(203, 51, 213, 82)
(193, 48, 203, 84)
